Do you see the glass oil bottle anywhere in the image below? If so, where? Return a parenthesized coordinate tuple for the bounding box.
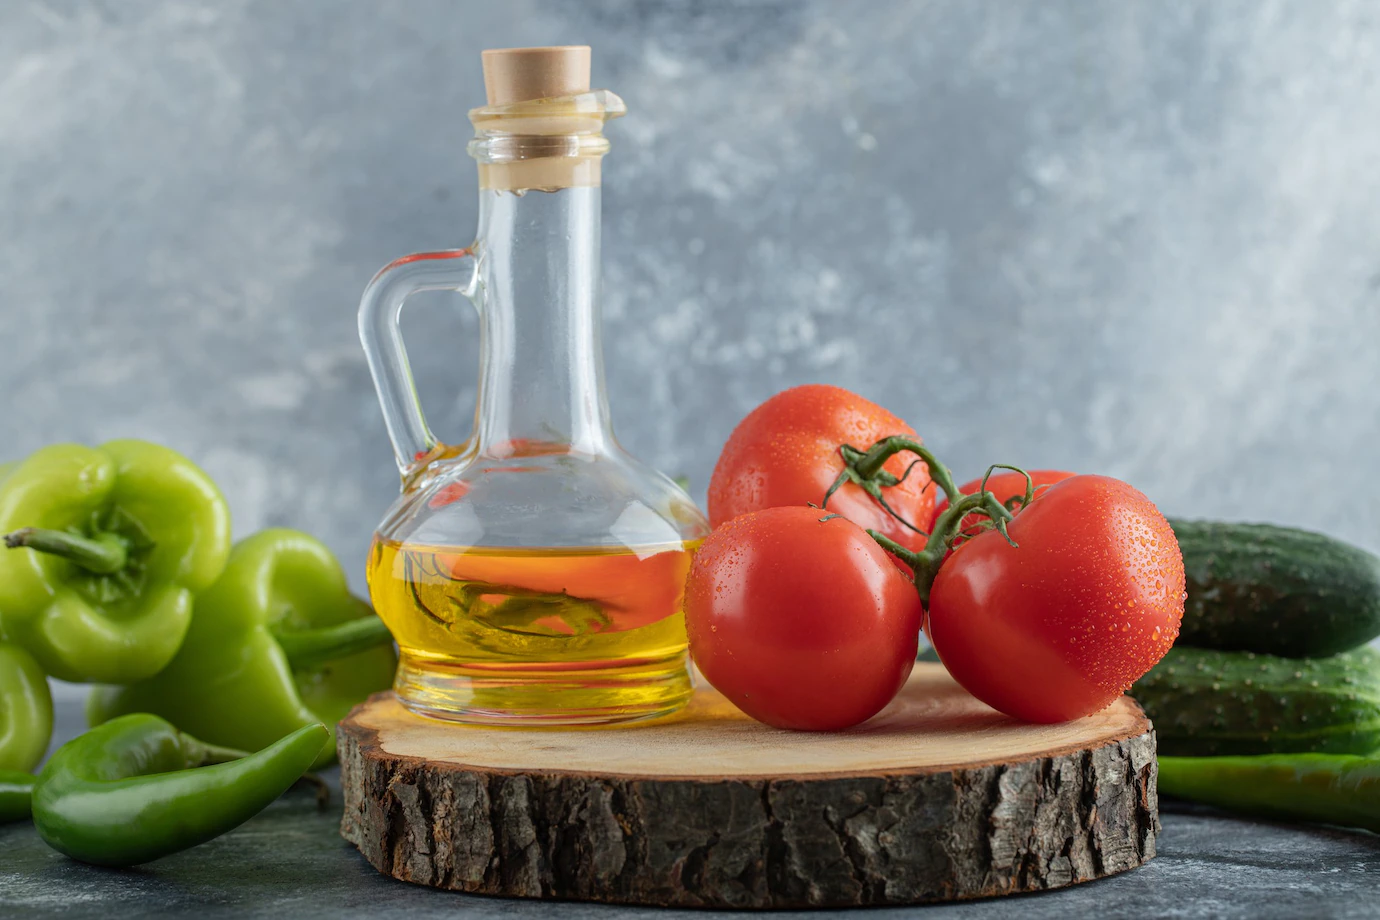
(358, 46, 709, 725)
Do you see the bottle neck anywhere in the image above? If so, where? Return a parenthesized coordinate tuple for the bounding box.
(472, 185, 613, 457)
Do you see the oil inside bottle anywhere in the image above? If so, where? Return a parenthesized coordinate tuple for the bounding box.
(367, 537, 699, 724)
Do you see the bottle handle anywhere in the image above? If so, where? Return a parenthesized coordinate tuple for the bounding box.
(358, 249, 479, 477)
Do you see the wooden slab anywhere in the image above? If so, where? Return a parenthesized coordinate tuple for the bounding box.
(338, 663, 1157, 908)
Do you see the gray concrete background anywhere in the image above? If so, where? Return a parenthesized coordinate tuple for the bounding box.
(4, 5, 1380, 915)
(3, 0, 1380, 595)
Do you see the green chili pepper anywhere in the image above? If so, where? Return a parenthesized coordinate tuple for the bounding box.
(0, 441, 232, 683)
(32, 713, 326, 866)
(0, 769, 36, 823)
(89, 529, 396, 769)
(0, 642, 53, 772)
(1159, 753, 1380, 833)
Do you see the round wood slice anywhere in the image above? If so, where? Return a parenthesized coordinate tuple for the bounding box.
(338, 663, 1157, 908)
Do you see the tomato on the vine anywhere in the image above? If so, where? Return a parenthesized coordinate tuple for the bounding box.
(926, 475, 1184, 723)
(708, 385, 933, 554)
(684, 506, 922, 731)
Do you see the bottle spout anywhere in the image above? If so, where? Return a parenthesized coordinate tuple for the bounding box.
(467, 89, 625, 138)
(469, 47, 624, 192)
(474, 45, 624, 134)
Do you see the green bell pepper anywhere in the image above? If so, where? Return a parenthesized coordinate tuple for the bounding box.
(0, 440, 231, 683)
(0, 642, 53, 772)
(0, 769, 36, 823)
(33, 714, 326, 866)
(89, 529, 396, 769)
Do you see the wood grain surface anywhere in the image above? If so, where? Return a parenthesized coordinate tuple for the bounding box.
(339, 663, 1158, 908)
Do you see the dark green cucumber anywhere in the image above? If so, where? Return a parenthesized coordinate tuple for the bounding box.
(1132, 645, 1380, 756)
(1169, 519, 1380, 658)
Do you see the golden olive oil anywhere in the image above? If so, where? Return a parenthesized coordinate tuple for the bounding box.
(367, 538, 700, 724)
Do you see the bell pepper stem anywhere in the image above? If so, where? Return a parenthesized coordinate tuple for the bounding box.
(185, 739, 253, 766)
(4, 527, 128, 575)
(272, 616, 395, 671)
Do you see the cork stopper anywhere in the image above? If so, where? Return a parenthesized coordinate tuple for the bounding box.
(482, 46, 591, 106)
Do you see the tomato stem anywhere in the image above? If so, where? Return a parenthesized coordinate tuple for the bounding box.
(823, 435, 968, 536)
(870, 491, 1005, 605)
(981, 464, 1034, 512)
(841, 442, 1030, 606)
(849, 436, 963, 503)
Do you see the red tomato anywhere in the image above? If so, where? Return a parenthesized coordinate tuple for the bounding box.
(708, 385, 933, 554)
(929, 469, 1076, 534)
(927, 475, 1184, 723)
(685, 506, 922, 730)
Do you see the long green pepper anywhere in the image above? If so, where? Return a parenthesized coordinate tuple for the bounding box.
(1159, 753, 1380, 833)
(33, 714, 327, 866)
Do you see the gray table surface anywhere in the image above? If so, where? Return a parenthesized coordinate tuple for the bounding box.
(4, 693, 1378, 920)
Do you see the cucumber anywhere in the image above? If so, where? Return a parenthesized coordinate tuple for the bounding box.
(1169, 519, 1380, 658)
(1132, 645, 1380, 756)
